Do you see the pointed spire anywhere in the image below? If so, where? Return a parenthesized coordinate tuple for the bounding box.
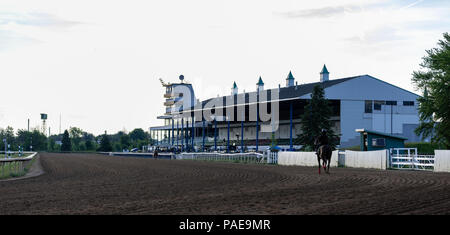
(320, 64, 329, 82)
(256, 76, 264, 91)
(231, 81, 238, 95)
(286, 71, 295, 80)
(256, 76, 264, 85)
(320, 64, 329, 74)
(286, 71, 295, 87)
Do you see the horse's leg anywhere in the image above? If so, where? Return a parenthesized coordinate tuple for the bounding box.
(325, 159, 330, 174)
(317, 156, 321, 174)
(327, 157, 331, 174)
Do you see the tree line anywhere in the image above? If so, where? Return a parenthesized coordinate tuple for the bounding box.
(0, 127, 153, 152)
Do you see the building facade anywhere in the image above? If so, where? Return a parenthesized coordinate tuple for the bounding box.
(150, 65, 423, 151)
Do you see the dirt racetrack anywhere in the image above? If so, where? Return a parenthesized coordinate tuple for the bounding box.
(1, 152, 449, 214)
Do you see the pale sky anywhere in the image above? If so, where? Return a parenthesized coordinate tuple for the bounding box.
(0, 0, 449, 135)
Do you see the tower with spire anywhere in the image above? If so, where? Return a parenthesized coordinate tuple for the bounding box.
(286, 71, 295, 87)
(256, 76, 264, 92)
(320, 64, 329, 82)
(232, 81, 238, 95)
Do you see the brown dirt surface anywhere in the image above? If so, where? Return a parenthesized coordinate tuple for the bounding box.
(0, 152, 449, 215)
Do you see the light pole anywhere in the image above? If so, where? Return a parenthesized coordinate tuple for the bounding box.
(3, 138, 6, 159)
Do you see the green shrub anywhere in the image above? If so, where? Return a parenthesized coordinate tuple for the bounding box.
(405, 142, 443, 155)
(340, 145, 360, 151)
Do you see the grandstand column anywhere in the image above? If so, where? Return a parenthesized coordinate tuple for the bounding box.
(202, 120, 205, 152)
(181, 118, 184, 152)
(191, 117, 194, 151)
(185, 119, 189, 151)
(168, 126, 170, 145)
(214, 118, 217, 151)
(227, 119, 230, 153)
(176, 119, 179, 148)
(171, 119, 174, 146)
(241, 117, 244, 153)
(290, 101, 293, 151)
(256, 98, 259, 152)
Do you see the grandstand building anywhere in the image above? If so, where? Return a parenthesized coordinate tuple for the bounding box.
(150, 65, 423, 151)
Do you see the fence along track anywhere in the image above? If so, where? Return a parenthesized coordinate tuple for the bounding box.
(391, 154, 435, 171)
(0, 152, 37, 178)
(390, 148, 434, 171)
(177, 152, 277, 164)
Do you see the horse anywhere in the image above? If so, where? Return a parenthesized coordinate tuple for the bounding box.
(317, 145, 332, 174)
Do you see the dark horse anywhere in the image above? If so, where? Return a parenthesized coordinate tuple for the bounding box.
(317, 145, 332, 174)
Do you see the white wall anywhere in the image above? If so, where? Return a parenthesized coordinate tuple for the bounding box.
(343, 150, 388, 170)
(434, 150, 450, 172)
(278, 151, 339, 167)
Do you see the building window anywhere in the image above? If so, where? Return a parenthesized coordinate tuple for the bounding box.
(365, 100, 373, 113)
(385, 101, 397, 105)
(403, 101, 414, 106)
(374, 100, 385, 110)
(372, 138, 386, 147)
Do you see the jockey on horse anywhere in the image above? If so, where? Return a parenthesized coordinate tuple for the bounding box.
(314, 129, 329, 155)
(314, 129, 332, 174)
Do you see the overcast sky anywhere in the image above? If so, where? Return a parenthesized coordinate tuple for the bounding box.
(0, 0, 449, 135)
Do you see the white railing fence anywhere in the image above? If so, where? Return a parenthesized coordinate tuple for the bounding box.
(0, 152, 37, 178)
(172, 148, 449, 172)
(177, 152, 272, 164)
(390, 148, 434, 171)
(266, 151, 278, 164)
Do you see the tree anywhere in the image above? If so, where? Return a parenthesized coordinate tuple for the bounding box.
(31, 130, 48, 151)
(129, 128, 147, 141)
(16, 129, 33, 151)
(120, 134, 131, 150)
(295, 84, 338, 150)
(85, 140, 95, 151)
(61, 130, 72, 151)
(69, 127, 83, 151)
(48, 138, 57, 151)
(412, 32, 450, 148)
(98, 133, 113, 152)
(0, 126, 16, 151)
